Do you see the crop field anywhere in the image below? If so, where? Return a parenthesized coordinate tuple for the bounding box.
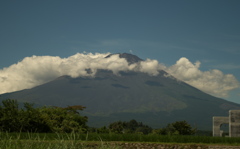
(1, 132, 240, 149)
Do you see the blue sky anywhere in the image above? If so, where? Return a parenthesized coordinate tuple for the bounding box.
(0, 0, 240, 103)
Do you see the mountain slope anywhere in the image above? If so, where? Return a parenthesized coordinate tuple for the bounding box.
(0, 53, 239, 130)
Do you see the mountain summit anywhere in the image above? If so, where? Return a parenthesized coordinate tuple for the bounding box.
(105, 53, 143, 64)
(0, 53, 239, 130)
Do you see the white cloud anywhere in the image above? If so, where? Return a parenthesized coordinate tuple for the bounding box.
(139, 59, 165, 76)
(0, 53, 159, 94)
(0, 53, 239, 98)
(166, 57, 240, 98)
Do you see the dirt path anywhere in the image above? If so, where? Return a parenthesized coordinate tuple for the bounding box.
(84, 142, 240, 149)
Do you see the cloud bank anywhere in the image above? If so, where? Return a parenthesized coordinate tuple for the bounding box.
(0, 53, 239, 98)
(166, 58, 239, 97)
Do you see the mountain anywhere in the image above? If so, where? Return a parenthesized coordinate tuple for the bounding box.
(0, 53, 240, 130)
(105, 53, 143, 64)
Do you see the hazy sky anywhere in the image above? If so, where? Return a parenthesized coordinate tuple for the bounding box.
(0, 0, 240, 103)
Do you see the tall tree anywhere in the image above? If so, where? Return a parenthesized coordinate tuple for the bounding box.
(155, 120, 196, 135)
(0, 99, 20, 132)
(0, 99, 88, 133)
(109, 119, 152, 134)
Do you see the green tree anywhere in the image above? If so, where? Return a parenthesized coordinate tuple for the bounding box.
(39, 106, 88, 133)
(20, 102, 50, 132)
(125, 119, 138, 132)
(0, 99, 20, 132)
(169, 120, 196, 135)
(109, 121, 125, 133)
(108, 119, 152, 134)
(0, 99, 88, 133)
(96, 126, 110, 133)
(157, 120, 196, 135)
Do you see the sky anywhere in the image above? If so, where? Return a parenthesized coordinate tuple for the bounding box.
(0, 0, 240, 103)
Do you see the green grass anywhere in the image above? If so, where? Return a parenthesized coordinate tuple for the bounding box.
(0, 132, 121, 149)
(85, 133, 240, 145)
(0, 132, 240, 149)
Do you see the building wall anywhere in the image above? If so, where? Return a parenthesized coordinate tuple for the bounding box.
(213, 117, 229, 137)
(229, 110, 240, 137)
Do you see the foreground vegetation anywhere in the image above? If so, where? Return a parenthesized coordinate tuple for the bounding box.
(0, 99, 196, 136)
(1, 99, 240, 148)
(1, 132, 240, 144)
(0, 99, 88, 133)
(0, 132, 240, 149)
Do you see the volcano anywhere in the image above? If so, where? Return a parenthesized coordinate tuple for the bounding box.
(0, 53, 239, 130)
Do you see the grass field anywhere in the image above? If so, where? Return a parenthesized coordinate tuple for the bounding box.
(0, 132, 240, 149)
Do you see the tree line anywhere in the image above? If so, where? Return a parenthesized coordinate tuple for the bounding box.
(91, 119, 196, 135)
(0, 99, 196, 135)
(0, 99, 88, 133)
